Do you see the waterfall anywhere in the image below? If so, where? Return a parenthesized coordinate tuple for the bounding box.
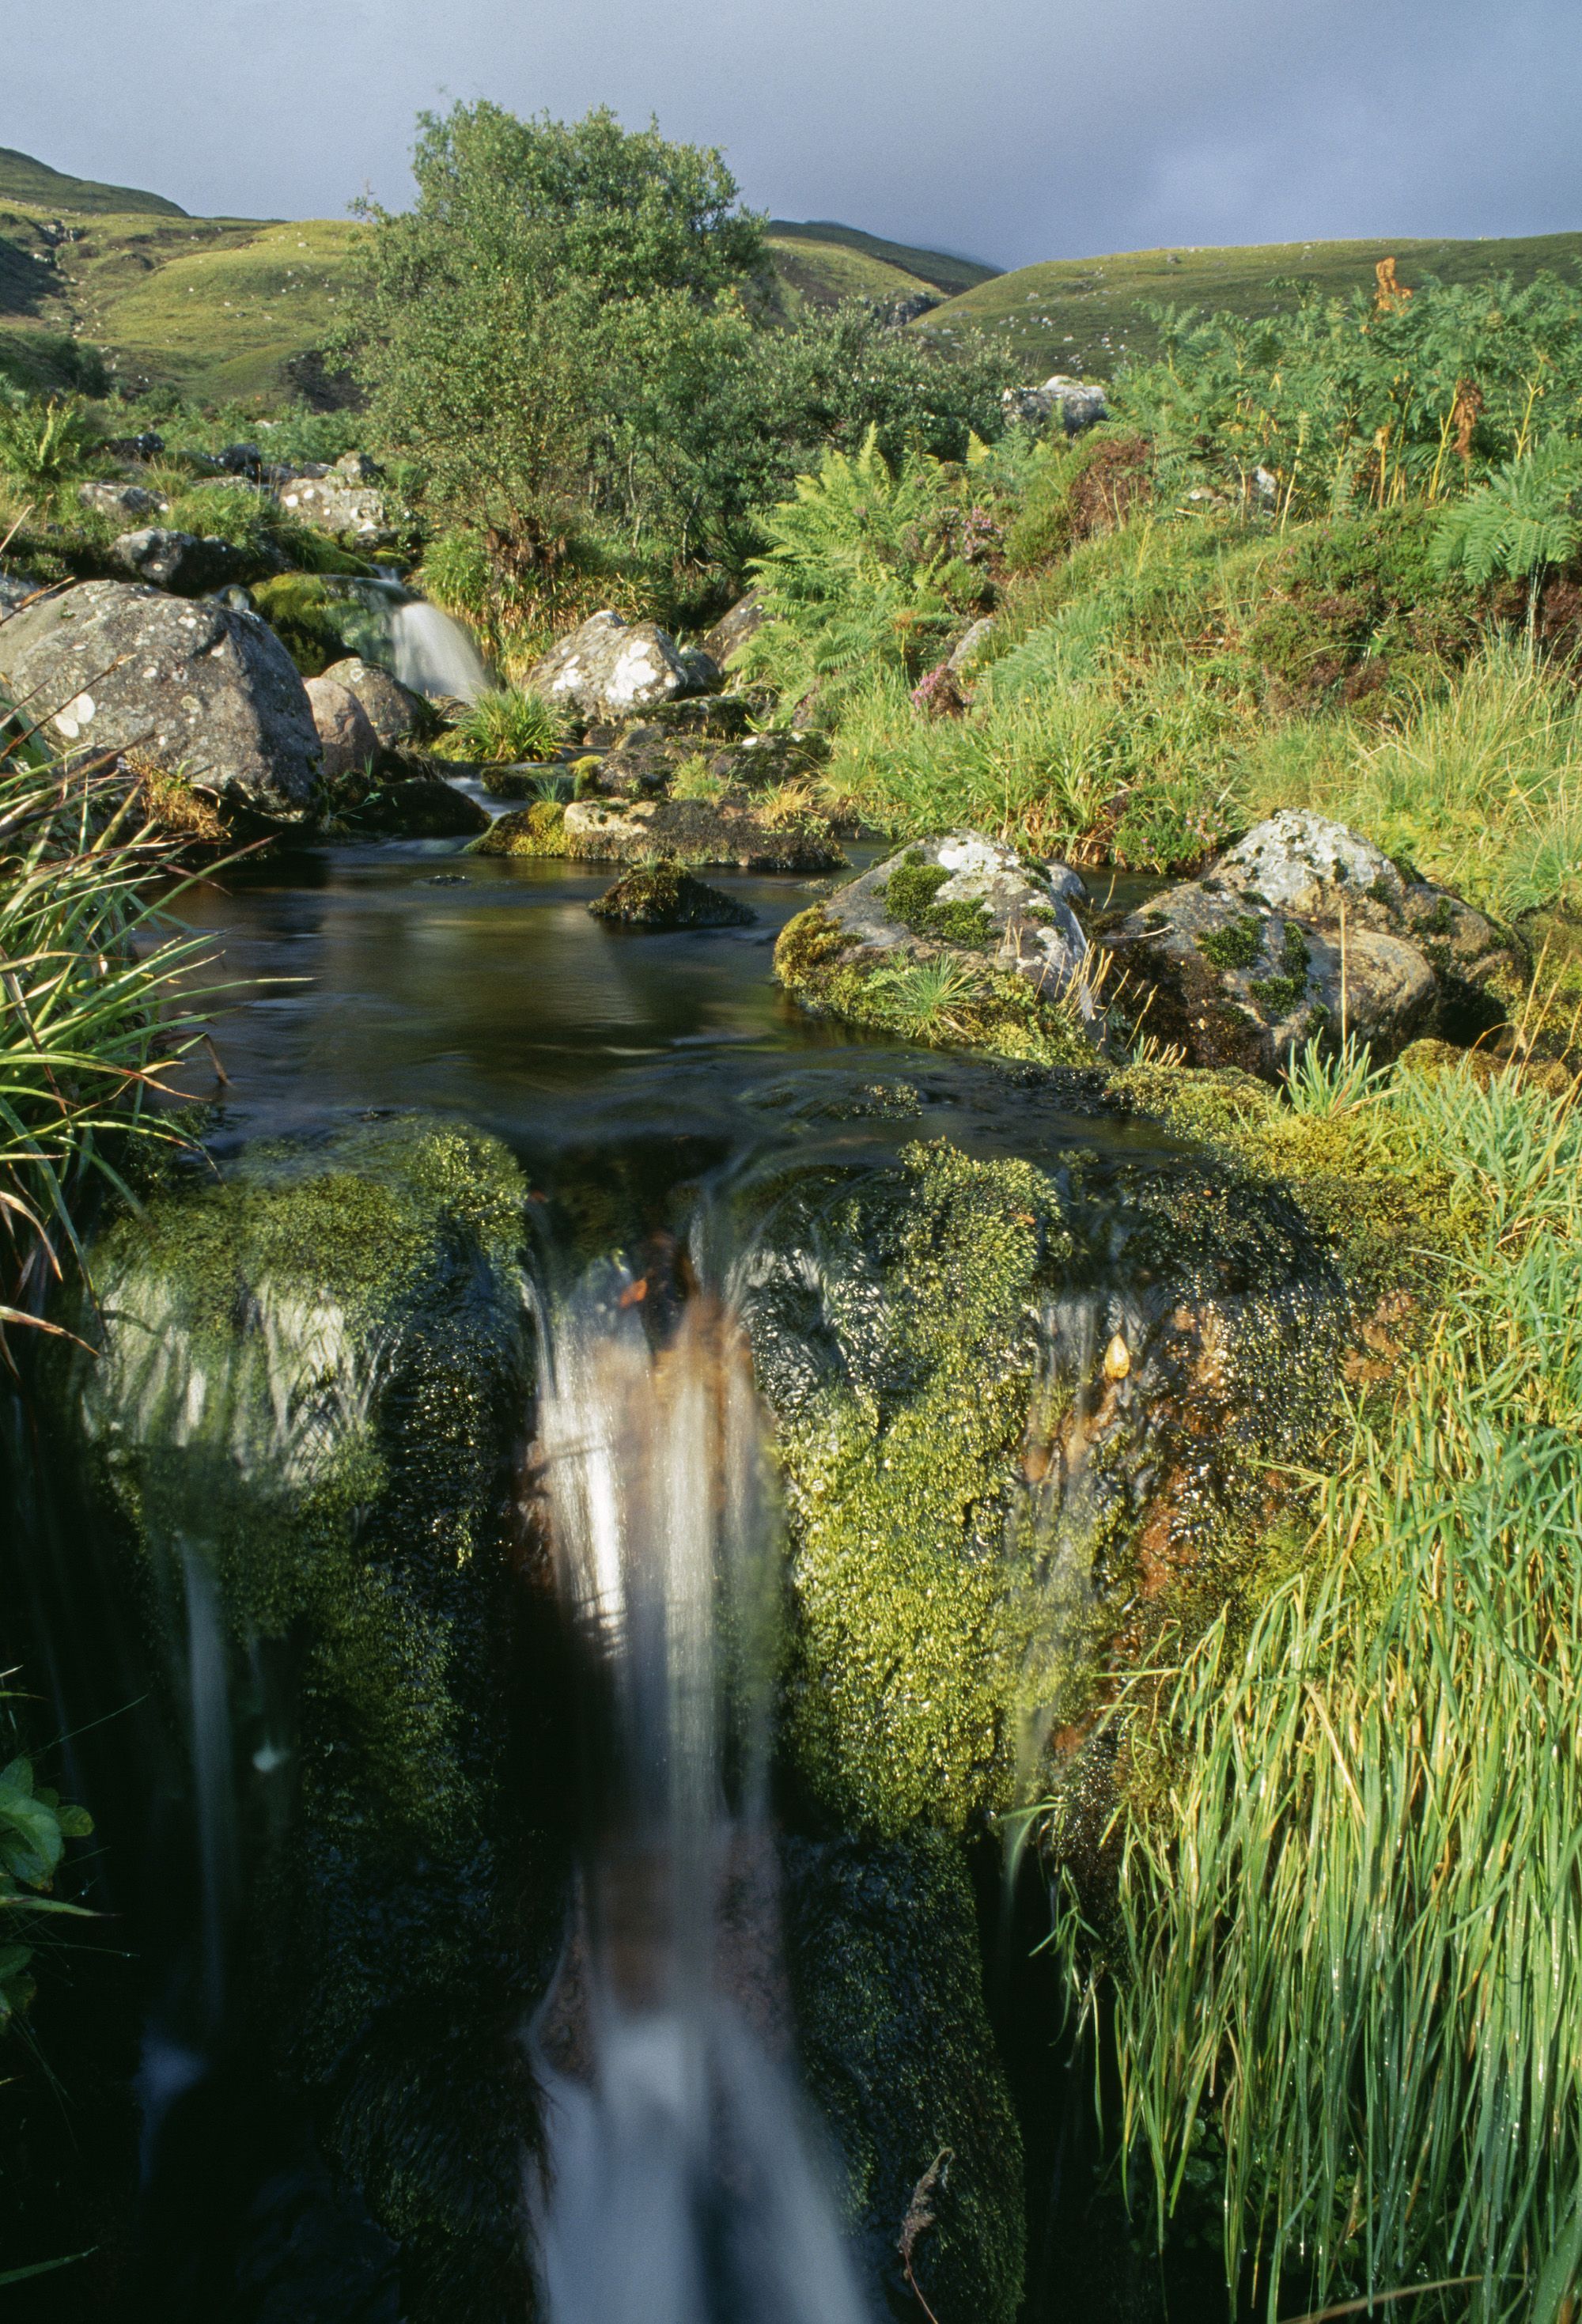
(387, 599, 492, 702)
(531, 1271, 869, 2324)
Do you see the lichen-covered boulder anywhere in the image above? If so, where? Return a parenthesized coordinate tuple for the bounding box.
(109, 526, 252, 595)
(525, 611, 694, 724)
(1105, 812, 1510, 1075)
(320, 657, 429, 751)
(588, 863, 755, 928)
(591, 717, 820, 801)
(775, 834, 1100, 1064)
(0, 579, 320, 818)
(305, 674, 380, 778)
(1001, 374, 1108, 433)
(276, 473, 393, 544)
(71, 1116, 555, 2318)
(561, 794, 846, 872)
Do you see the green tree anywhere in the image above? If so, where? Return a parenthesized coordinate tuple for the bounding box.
(344, 100, 765, 528)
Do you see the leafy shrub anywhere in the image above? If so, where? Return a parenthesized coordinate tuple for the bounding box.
(1, 1728, 93, 2032)
(0, 391, 104, 513)
(738, 429, 984, 724)
(1005, 428, 1152, 570)
(1433, 437, 1582, 587)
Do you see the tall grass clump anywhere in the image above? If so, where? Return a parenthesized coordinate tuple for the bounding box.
(0, 392, 104, 515)
(1050, 1059, 1582, 2323)
(0, 730, 218, 1338)
(431, 686, 570, 763)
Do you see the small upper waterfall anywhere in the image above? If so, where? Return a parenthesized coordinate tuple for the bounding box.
(530, 1270, 869, 2324)
(387, 598, 492, 702)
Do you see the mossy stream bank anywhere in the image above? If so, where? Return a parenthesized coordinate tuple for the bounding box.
(3, 857, 1476, 2324)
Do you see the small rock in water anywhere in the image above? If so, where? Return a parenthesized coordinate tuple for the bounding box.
(589, 863, 757, 929)
(429, 872, 468, 885)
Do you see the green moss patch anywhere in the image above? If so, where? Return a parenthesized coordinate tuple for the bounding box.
(471, 800, 567, 857)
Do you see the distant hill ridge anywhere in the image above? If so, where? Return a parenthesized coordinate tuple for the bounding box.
(0, 146, 187, 218)
(766, 220, 1000, 299)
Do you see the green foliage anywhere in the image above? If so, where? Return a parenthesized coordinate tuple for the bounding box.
(738, 430, 982, 721)
(1433, 437, 1582, 585)
(0, 390, 104, 512)
(1050, 1060, 1582, 2322)
(1194, 916, 1263, 971)
(163, 480, 360, 576)
(878, 854, 995, 948)
(0, 1720, 93, 2033)
(0, 740, 218, 1340)
(1284, 1031, 1391, 1118)
(432, 686, 568, 763)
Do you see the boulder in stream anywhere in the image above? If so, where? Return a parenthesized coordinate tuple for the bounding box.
(0, 578, 321, 819)
(561, 793, 847, 873)
(588, 862, 756, 928)
(320, 655, 430, 750)
(305, 672, 380, 778)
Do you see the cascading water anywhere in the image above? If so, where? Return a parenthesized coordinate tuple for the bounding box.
(387, 597, 493, 702)
(530, 1268, 870, 2324)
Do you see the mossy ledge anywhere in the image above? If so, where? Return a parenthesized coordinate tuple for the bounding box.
(70, 1115, 562, 2320)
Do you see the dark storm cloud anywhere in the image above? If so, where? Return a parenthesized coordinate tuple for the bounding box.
(8, 0, 1579, 267)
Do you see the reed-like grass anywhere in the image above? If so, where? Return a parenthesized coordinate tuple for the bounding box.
(1050, 1061, 1582, 2322)
(0, 732, 218, 1338)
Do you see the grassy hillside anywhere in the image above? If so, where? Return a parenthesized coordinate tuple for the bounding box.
(918, 231, 1582, 377)
(0, 145, 186, 218)
(764, 233, 939, 313)
(768, 219, 999, 298)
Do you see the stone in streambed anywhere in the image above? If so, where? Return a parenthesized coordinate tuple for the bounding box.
(561, 794, 846, 873)
(320, 656, 430, 751)
(524, 609, 698, 724)
(305, 673, 380, 778)
(588, 863, 755, 928)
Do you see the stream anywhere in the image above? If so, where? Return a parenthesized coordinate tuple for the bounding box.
(5, 806, 1202, 2324)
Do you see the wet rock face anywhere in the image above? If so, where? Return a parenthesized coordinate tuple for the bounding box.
(1107, 811, 1512, 1074)
(526, 610, 696, 724)
(0, 579, 321, 818)
(329, 764, 489, 839)
(587, 863, 756, 928)
(561, 794, 847, 872)
(782, 1831, 1025, 2324)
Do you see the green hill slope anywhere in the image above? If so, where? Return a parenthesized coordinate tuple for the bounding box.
(768, 219, 999, 299)
(918, 231, 1582, 377)
(0, 145, 187, 218)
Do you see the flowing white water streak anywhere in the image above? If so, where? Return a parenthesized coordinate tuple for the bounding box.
(180, 1542, 236, 2032)
(387, 599, 492, 702)
(531, 1275, 870, 2324)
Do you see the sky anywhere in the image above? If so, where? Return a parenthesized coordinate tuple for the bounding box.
(7, 0, 1580, 271)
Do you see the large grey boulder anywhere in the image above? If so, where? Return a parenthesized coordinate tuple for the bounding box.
(527, 611, 696, 725)
(305, 675, 380, 778)
(79, 479, 168, 522)
(828, 832, 1094, 1012)
(1103, 812, 1511, 1075)
(109, 527, 249, 596)
(320, 656, 427, 751)
(0, 580, 320, 818)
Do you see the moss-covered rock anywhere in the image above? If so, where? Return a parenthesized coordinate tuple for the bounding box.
(587, 861, 755, 927)
(562, 794, 846, 873)
(782, 1830, 1025, 2324)
(72, 1116, 558, 2321)
(471, 799, 568, 857)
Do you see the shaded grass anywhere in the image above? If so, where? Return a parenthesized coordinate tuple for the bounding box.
(1047, 1056, 1582, 2322)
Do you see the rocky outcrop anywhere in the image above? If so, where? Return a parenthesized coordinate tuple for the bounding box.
(1002, 374, 1109, 433)
(1104, 811, 1514, 1075)
(525, 611, 697, 725)
(320, 657, 429, 751)
(0, 579, 320, 819)
(561, 794, 846, 872)
(587, 863, 755, 928)
(305, 674, 380, 778)
(109, 526, 250, 595)
(276, 460, 392, 544)
(702, 592, 765, 669)
(79, 479, 167, 522)
(593, 719, 820, 801)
